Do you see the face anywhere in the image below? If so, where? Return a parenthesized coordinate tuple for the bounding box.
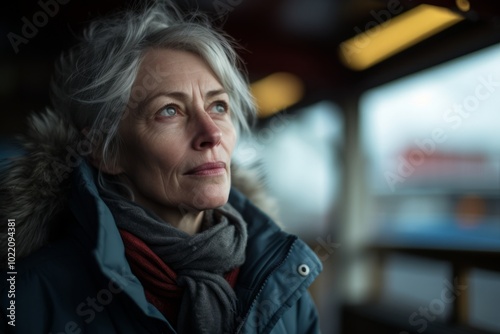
(113, 49, 237, 219)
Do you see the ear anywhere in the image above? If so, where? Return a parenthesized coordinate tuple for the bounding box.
(82, 128, 124, 175)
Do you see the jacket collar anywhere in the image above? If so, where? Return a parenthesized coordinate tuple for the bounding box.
(69, 161, 172, 328)
(229, 188, 322, 332)
(229, 188, 297, 289)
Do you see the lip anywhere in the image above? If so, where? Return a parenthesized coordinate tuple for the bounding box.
(184, 161, 227, 176)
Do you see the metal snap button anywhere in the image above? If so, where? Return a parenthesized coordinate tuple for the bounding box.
(297, 264, 310, 277)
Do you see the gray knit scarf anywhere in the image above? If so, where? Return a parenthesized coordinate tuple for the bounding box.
(100, 190, 248, 334)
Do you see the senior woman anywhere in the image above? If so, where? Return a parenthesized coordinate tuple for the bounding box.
(0, 2, 322, 334)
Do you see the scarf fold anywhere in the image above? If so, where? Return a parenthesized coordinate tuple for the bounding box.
(100, 190, 247, 334)
(118, 229, 240, 329)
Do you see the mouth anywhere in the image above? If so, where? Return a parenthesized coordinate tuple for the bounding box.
(184, 161, 227, 176)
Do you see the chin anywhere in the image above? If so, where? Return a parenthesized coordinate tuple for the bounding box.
(189, 184, 230, 210)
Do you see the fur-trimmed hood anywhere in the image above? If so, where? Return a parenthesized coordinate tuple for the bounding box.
(0, 109, 278, 267)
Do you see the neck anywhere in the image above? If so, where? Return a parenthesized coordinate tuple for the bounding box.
(169, 210, 204, 235)
(139, 199, 204, 235)
(119, 175, 204, 235)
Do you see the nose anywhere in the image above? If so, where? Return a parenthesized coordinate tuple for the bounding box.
(191, 111, 222, 150)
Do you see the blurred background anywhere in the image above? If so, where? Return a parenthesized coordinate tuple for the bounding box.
(1, 0, 500, 333)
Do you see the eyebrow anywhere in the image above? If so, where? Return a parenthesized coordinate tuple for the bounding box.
(206, 89, 228, 99)
(140, 89, 228, 108)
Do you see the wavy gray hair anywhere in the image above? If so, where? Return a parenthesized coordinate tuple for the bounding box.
(50, 1, 256, 180)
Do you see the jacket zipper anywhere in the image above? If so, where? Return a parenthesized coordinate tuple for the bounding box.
(235, 236, 297, 333)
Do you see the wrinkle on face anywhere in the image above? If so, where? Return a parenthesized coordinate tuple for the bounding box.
(113, 48, 236, 233)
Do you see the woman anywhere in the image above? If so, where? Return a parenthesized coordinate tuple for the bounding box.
(0, 2, 322, 333)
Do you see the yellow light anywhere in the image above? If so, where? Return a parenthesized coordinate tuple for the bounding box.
(339, 4, 464, 71)
(250, 72, 304, 118)
(456, 0, 470, 12)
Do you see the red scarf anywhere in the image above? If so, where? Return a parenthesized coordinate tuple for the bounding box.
(119, 229, 240, 327)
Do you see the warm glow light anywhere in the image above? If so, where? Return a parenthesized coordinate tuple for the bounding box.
(250, 72, 304, 118)
(339, 4, 464, 71)
(456, 0, 470, 12)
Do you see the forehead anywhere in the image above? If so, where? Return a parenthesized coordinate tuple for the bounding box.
(135, 48, 223, 90)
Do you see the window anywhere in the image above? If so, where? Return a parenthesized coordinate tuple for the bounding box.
(361, 42, 500, 250)
(234, 101, 343, 237)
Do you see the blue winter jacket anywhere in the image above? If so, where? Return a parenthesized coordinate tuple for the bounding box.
(0, 159, 322, 333)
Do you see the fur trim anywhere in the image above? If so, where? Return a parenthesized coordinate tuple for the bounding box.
(231, 165, 281, 226)
(0, 109, 78, 267)
(0, 109, 279, 267)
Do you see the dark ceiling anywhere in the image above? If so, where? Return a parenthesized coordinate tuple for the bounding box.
(1, 0, 500, 134)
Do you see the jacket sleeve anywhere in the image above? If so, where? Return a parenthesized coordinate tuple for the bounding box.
(275, 290, 321, 334)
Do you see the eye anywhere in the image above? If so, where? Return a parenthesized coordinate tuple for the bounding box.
(210, 101, 228, 114)
(158, 105, 178, 117)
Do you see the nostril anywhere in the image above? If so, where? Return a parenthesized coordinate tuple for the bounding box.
(194, 130, 222, 150)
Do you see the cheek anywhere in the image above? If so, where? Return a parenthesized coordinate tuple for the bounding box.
(119, 129, 169, 174)
(139, 134, 187, 173)
(224, 123, 238, 154)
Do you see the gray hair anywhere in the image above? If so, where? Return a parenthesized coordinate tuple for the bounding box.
(50, 1, 256, 188)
